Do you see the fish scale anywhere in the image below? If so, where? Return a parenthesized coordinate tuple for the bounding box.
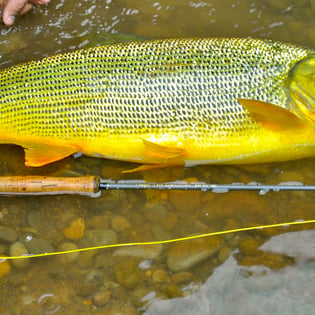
(0, 37, 314, 167)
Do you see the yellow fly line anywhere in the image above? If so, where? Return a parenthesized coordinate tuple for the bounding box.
(1, 219, 314, 260)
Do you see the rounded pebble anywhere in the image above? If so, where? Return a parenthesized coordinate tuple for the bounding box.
(114, 261, 141, 289)
(0, 258, 11, 277)
(0, 225, 18, 244)
(56, 242, 80, 265)
(79, 229, 117, 247)
(24, 237, 55, 255)
(113, 244, 163, 260)
(93, 289, 111, 307)
(111, 216, 131, 232)
(63, 217, 85, 240)
(152, 269, 169, 283)
(167, 236, 223, 272)
(9, 242, 29, 268)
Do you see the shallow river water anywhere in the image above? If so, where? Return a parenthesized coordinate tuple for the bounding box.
(0, 0, 314, 314)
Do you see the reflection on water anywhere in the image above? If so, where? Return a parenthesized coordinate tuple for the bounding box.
(0, 0, 314, 313)
(146, 231, 315, 314)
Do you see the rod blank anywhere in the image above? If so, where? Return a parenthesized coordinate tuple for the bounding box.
(100, 180, 315, 193)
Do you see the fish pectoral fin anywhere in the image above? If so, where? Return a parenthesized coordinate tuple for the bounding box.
(23, 143, 78, 167)
(142, 139, 186, 160)
(238, 98, 308, 131)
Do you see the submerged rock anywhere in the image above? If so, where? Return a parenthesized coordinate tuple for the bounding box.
(114, 260, 141, 289)
(56, 242, 80, 265)
(0, 225, 18, 244)
(167, 236, 223, 272)
(9, 242, 29, 268)
(239, 237, 261, 257)
(0, 258, 11, 277)
(168, 190, 201, 212)
(113, 244, 163, 260)
(152, 269, 169, 283)
(79, 229, 117, 247)
(24, 237, 55, 255)
(93, 289, 112, 307)
(63, 217, 85, 240)
(160, 284, 183, 298)
(111, 216, 131, 232)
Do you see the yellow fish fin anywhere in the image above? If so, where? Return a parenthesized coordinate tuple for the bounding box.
(23, 143, 78, 167)
(122, 140, 186, 173)
(142, 139, 186, 160)
(123, 163, 180, 173)
(238, 98, 308, 131)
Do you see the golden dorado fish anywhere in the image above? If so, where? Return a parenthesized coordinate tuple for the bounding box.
(0, 38, 314, 169)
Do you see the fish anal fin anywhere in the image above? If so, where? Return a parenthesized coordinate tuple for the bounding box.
(142, 139, 186, 160)
(238, 98, 307, 131)
(123, 162, 184, 173)
(24, 143, 78, 167)
(122, 140, 186, 173)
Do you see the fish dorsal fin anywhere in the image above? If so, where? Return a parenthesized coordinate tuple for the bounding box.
(238, 98, 308, 131)
(23, 143, 78, 167)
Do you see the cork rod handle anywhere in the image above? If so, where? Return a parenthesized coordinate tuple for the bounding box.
(0, 176, 100, 195)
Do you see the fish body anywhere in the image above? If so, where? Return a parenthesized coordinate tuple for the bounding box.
(0, 38, 314, 167)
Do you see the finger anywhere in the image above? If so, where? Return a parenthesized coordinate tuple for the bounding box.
(29, 0, 50, 4)
(0, 1, 9, 9)
(2, 0, 31, 25)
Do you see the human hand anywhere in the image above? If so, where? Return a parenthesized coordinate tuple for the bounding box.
(0, 0, 50, 26)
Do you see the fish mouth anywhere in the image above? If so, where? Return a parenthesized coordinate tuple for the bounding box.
(285, 55, 315, 124)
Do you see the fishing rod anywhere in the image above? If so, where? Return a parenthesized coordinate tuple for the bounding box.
(0, 175, 314, 196)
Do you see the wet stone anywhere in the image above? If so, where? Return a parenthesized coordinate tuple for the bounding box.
(113, 244, 163, 260)
(88, 214, 110, 229)
(56, 242, 80, 265)
(24, 237, 55, 255)
(131, 288, 163, 308)
(160, 284, 183, 298)
(9, 242, 29, 268)
(63, 217, 85, 240)
(167, 236, 223, 272)
(0, 225, 18, 244)
(77, 283, 98, 298)
(0, 244, 8, 254)
(76, 250, 98, 269)
(114, 260, 141, 289)
(79, 229, 117, 247)
(152, 224, 173, 241)
(26, 211, 41, 231)
(239, 252, 294, 269)
(218, 246, 232, 264)
(152, 269, 169, 283)
(93, 289, 112, 307)
(168, 189, 201, 212)
(171, 271, 194, 284)
(111, 216, 131, 232)
(0, 258, 11, 277)
(94, 252, 112, 269)
(138, 259, 153, 270)
(239, 237, 261, 257)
